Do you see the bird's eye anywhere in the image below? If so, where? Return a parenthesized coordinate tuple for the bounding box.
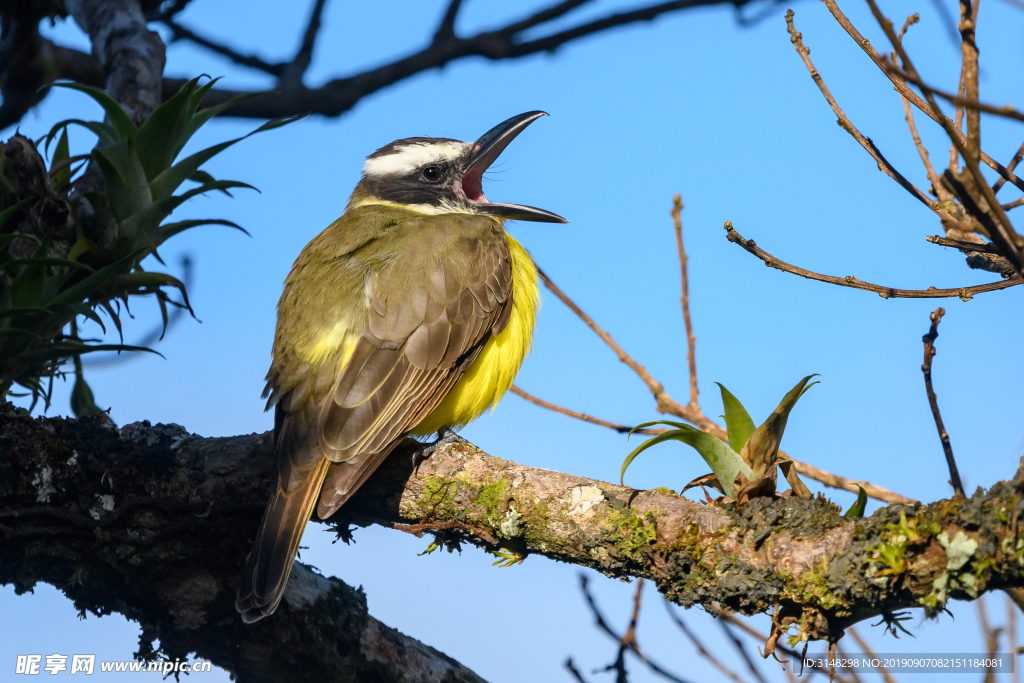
(422, 166, 440, 181)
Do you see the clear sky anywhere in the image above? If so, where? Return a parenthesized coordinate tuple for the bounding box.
(4, 1, 1024, 681)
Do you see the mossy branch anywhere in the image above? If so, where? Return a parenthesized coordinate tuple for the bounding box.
(3, 410, 1024, 670)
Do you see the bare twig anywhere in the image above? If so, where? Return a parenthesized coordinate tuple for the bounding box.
(847, 627, 899, 683)
(720, 620, 771, 683)
(1003, 197, 1024, 211)
(724, 221, 1023, 301)
(922, 307, 965, 498)
(510, 385, 663, 435)
(162, 20, 282, 76)
(292, 0, 329, 76)
(785, 11, 948, 219)
(959, 0, 981, 158)
(894, 15, 950, 202)
(881, 62, 1024, 125)
(864, 0, 1023, 276)
(510, 384, 915, 505)
(433, 0, 465, 43)
(820, 0, 1024, 194)
(565, 659, 593, 683)
(993, 139, 1024, 194)
(926, 235, 1001, 253)
(1010, 595, 1020, 683)
(978, 596, 1001, 683)
(664, 603, 752, 683)
(535, 265, 697, 425)
(717, 612, 855, 683)
(579, 575, 696, 683)
(671, 194, 699, 408)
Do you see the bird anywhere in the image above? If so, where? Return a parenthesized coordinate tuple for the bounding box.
(236, 111, 566, 623)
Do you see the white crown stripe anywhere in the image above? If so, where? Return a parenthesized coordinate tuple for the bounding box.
(362, 141, 467, 177)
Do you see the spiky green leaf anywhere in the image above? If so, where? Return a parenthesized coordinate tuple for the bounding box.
(49, 82, 136, 140)
(621, 426, 754, 498)
(844, 486, 867, 518)
(715, 382, 756, 454)
(740, 375, 819, 477)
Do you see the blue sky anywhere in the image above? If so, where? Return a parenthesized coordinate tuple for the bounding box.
(4, 1, 1024, 680)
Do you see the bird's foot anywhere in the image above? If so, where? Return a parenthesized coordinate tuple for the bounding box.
(411, 427, 466, 468)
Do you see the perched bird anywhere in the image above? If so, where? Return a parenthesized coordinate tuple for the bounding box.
(236, 111, 566, 623)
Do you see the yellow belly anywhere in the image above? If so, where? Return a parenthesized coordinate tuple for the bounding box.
(412, 233, 538, 435)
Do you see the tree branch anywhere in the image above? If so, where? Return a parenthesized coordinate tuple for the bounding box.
(820, 0, 1024, 195)
(921, 307, 965, 499)
(785, 10, 948, 220)
(5, 0, 768, 127)
(509, 384, 914, 505)
(724, 220, 1024, 301)
(0, 413, 484, 683)
(671, 194, 699, 408)
(4, 411, 1018, 663)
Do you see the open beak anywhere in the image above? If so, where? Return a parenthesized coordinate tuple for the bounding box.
(461, 111, 568, 224)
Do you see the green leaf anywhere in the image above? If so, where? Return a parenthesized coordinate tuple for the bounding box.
(50, 129, 71, 190)
(49, 82, 136, 140)
(6, 258, 95, 273)
(740, 375, 819, 478)
(844, 486, 867, 518)
(45, 119, 118, 149)
(627, 419, 692, 437)
(10, 235, 50, 309)
(160, 218, 249, 239)
(715, 382, 756, 454)
(621, 426, 754, 498)
(120, 180, 256, 237)
(134, 77, 200, 180)
(150, 113, 303, 201)
(92, 138, 152, 223)
(49, 250, 145, 308)
(172, 90, 281, 160)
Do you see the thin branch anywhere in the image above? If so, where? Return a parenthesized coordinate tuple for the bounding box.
(535, 264, 696, 424)
(671, 194, 699, 408)
(847, 627, 899, 683)
(864, 0, 1023, 276)
(433, 0, 465, 43)
(565, 659, 593, 683)
(820, 0, 1024, 194)
(959, 0, 981, 158)
(894, 15, 950, 202)
(292, 0, 329, 76)
(162, 20, 283, 76)
(664, 603, 752, 683)
(978, 596, 1002, 683)
(785, 11, 948, 219)
(509, 384, 915, 505)
(926, 235, 1001, 253)
(724, 220, 1024, 301)
(510, 385, 663, 435)
(717, 612, 855, 683)
(922, 307, 965, 498)
(579, 575, 697, 683)
(881, 62, 1024, 125)
(1003, 197, 1024, 211)
(1010, 595, 1020, 683)
(719, 619, 771, 683)
(993, 139, 1024, 193)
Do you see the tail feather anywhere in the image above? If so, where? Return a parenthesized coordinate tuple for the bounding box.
(235, 457, 330, 623)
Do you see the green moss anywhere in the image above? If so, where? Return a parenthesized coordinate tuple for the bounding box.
(606, 508, 657, 563)
(417, 476, 459, 519)
(474, 479, 509, 518)
(652, 486, 679, 497)
(797, 559, 846, 614)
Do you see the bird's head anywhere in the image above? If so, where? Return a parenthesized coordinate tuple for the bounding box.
(350, 111, 567, 223)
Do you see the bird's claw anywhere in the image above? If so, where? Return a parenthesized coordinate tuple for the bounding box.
(411, 427, 465, 468)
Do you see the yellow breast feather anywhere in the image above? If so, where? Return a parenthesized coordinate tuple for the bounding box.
(412, 232, 538, 435)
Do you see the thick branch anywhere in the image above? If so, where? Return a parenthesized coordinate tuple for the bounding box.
(3, 411, 1017, 657)
(5, 0, 763, 126)
(0, 413, 483, 683)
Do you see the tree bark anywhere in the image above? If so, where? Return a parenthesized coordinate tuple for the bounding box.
(2, 408, 1023, 679)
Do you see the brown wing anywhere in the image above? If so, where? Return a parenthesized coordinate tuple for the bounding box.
(316, 230, 513, 518)
(235, 392, 331, 623)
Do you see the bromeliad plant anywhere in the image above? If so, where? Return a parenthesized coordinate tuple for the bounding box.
(0, 77, 301, 415)
(621, 376, 820, 502)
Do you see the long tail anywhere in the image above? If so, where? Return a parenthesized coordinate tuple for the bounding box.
(235, 457, 331, 623)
